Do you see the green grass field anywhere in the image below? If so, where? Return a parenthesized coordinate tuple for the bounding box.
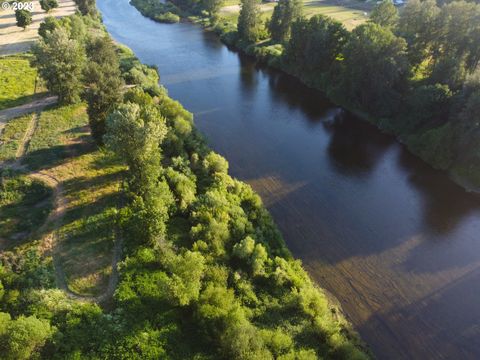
(219, 0, 371, 29)
(22, 104, 125, 296)
(0, 172, 53, 250)
(0, 113, 33, 163)
(0, 103, 125, 296)
(0, 54, 47, 111)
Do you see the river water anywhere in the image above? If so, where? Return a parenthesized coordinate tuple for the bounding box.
(97, 0, 480, 357)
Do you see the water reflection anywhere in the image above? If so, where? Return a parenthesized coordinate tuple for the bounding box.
(396, 150, 480, 235)
(324, 111, 393, 177)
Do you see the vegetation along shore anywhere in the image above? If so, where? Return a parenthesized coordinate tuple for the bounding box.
(0, 0, 371, 358)
(131, 0, 480, 193)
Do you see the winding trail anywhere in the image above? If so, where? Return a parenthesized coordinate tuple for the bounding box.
(0, 96, 57, 135)
(1, 102, 122, 303)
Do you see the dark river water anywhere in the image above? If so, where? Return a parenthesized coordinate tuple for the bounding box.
(97, 0, 480, 357)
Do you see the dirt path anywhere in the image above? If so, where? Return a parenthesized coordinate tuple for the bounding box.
(2, 104, 122, 303)
(0, 95, 57, 135)
(0, 0, 76, 56)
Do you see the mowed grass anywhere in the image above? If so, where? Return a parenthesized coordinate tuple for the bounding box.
(22, 104, 126, 296)
(0, 113, 33, 163)
(0, 171, 53, 250)
(0, 54, 47, 110)
(57, 151, 124, 296)
(219, 0, 371, 29)
(23, 104, 91, 170)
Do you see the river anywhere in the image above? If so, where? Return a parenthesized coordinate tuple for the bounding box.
(97, 0, 480, 357)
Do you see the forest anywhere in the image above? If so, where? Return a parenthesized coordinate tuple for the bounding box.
(133, 0, 480, 189)
(0, 1, 370, 358)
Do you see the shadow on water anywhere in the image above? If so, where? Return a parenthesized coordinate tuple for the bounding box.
(358, 265, 480, 360)
(397, 149, 480, 236)
(323, 111, 393, 178)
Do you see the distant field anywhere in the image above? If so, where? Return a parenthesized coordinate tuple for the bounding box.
(0, 0, 76, 56)
(219, 0, 372, 29)
(0, 55, 46, 111)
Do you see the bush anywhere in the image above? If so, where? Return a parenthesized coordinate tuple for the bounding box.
(156, 12, 180, 23)
(40, 0, 59, 12)
(15, 10, 32, 29)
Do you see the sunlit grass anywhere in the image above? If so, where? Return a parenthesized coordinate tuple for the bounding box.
(0, 113, 33, 163)
(21, 103, 126, 296)
(0, 54, 47, 110)
(219, 0, 370, 29)
(0, 172, 53, 250)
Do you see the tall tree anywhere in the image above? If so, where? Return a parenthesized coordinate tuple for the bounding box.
(105, 101, 173, 243)
(202, 0, 224, 20)
(433, 1, 480, 78)
(83, 36, 124, 144)
(339, 23, 409, 116)
(268, 0, 302, 43)
(369, 0, 399, 29)
(237, 0, 261, 42)
(286, 15, 349, 81)
(32, 27, 86, 104)
(398, 0, 440, 67)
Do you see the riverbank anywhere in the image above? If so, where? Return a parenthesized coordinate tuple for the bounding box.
(208, 22, 480, 194)
(99, 1, 480, 357)
(129, 0, 480, 194)
(1, 6, 373, 358)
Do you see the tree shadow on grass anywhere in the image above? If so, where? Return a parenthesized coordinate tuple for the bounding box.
(0, 92, 49, 111)
(21, 141, 93, 171)
(62, 170, 125, 199)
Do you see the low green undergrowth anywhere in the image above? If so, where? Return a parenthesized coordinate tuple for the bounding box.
(0, 54, 46, 111)
(0, 114, 33, 163)
(23, 104, 90, 170)
(0, 171, 53, 250)
(130, 0, 181, 23)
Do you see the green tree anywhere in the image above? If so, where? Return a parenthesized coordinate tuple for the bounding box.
(105, 102, 167, 195)
(398, 0, 440, 67)
(75, 0, 97, 16)
(38, 16, 59, 39)
(40, 0, 59, 12)
(286, 15, 349, 82)
(269, 0, 302, 43)
(339, 23, 409, 116)
(0, 315, 53, 360)
(83, 36, 124, 144)
(237, 0, 261, 42)
(15, 10, 32, 30)
(429, 1, 480, 87)
(369, 0, 398, 29)
(162, 250, 205, 306)
(202, 0, 224, 20)
(32, 27, 86, 104)
(105, 102, 174, 243)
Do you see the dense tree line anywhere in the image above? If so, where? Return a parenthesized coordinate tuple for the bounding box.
(0, 9, 370, 360)
(219, 0, 480, 186)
